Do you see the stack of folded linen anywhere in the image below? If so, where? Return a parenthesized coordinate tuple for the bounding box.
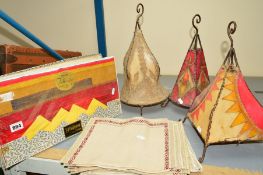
(61, 117, 202, 175)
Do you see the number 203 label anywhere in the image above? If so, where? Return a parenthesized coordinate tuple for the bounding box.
(10, 121, 24, 133)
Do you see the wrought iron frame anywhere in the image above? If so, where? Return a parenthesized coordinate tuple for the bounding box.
(182, 21, 263, 163)
(121, 3, 168, 116)
(163, 14, 207, 109)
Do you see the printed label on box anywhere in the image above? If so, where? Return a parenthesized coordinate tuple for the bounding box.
(10, 121, 24, 133)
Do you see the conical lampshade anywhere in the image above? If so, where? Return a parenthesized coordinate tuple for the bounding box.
(121, 4, 169, 114)
(170, 14, 210, 108)
(186, 21, 263, 162)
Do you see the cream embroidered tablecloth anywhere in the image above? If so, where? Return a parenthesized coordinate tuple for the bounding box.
(61, 117, 202, 175)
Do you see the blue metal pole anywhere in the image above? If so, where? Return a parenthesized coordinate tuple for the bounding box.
(0, 10, 64, 60)
(94, 0, 107, 57)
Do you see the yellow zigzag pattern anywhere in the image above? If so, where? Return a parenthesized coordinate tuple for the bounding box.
(223, 75, 258, 138)
(23, 99, 107, 140)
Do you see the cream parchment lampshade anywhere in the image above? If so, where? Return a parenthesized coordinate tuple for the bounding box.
(121, 3, 169, 115)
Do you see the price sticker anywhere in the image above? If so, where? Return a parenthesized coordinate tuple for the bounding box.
(10, 121, 24, 133)
(112, 88, 115, 95)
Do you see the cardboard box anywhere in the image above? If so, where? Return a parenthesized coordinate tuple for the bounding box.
(0, 55, 121, 169)
(0, 44, 82, 74)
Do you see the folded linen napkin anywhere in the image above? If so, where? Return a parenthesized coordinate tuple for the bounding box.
(61, 117, 202, 175)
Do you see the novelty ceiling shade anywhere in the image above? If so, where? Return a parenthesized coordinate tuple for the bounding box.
(186, 21, 263, 162)
(121, 3, 169, 114)
(170, 14, 209, 108)
(0, 55, 121, 168)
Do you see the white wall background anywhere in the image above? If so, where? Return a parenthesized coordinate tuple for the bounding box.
(0, 0, 263, 77)
(104, 0, 263, 77)
(0, 0, 98, 55)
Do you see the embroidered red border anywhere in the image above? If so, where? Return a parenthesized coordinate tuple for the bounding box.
(67, 118, 170, 170)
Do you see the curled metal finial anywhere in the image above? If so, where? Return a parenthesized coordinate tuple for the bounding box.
(227, 21, 237, 48)
(192, 14, 201, 34)
(136, 3, 144, 29)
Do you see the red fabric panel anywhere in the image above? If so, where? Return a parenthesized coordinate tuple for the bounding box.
(170, 49, 209, 107)
(0, 81, 119, 144)
(237, 73, 263, 130)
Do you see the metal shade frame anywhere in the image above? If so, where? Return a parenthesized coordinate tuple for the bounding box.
(121, 3, 168, 116)
(182, 21, 263, 163)
(163, 14, 207, 109)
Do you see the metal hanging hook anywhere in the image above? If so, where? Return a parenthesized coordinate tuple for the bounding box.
(136, 3, 144, 29)
(227, 21, 237, 48)
(192, 14, 201, 34)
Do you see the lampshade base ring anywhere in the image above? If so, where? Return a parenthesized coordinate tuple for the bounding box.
(121, 98, 168, 116)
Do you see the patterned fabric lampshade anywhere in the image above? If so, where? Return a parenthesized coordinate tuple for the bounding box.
(121, 3, 169, 115)
(186, 21, 263, 162)
(170, 14, 210, 108)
